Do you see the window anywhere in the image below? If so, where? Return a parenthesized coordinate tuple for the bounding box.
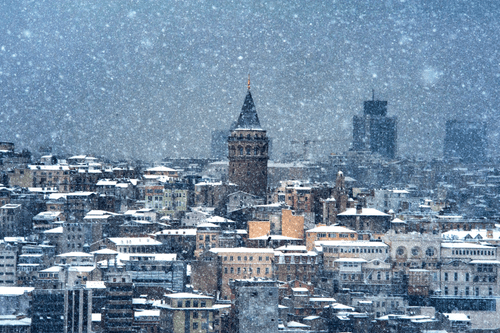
(444, 273, 448, 281)
(426, 247, 435, 257)
(475, 287, 480, 296)
(193, 300, 198, 307)
(224, 256, 227, 261)
(444, 286, 448, 295)
(230, 267, 234, 274)
(465, 286, 470, 295)
(257, 267, 260, 274)
(185, 301, 190, 307)
(454, 272, 458, 281)
(193, 323, 198, 329)
(266, 256, 270, 261)
(259, 256, 262, 261)
(454, 286, 458, 295)
(237, 267, 241, 274)
(238, 256, 241, 261)
(224, 267, 228, 274)
(466, 273, 469, 282)
(230, 256, 233, 261)
(193, 312, 198, 318)
(265, 267, 269, 274)
(177, 301, 182, 307)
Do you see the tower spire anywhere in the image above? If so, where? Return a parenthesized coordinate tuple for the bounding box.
(247, 74, 251, 91)
(372, 89, 375, 101)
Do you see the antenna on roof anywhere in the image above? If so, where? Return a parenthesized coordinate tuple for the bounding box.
(247, 74, 251, 91)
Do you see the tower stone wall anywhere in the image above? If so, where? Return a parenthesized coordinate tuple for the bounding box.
(228, 90, 269, 198)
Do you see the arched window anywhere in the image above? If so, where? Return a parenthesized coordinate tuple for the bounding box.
(238, 147, 243, 155)
(254, 147, 259, 155)
(246, 146, 251, 155)
(247, 134, 251, 139)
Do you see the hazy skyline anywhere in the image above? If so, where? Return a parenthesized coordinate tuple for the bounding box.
(0, 1, 499, 161)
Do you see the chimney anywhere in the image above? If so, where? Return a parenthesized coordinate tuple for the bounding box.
(487, 229, 493, 239)
(356, 204, 363, 215)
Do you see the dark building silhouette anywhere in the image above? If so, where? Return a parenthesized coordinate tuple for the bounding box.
(352, 98, 397, 159)
(211, 130, 229, 160)
(228, 83, 269, 198)
(444, 120, 487, 163)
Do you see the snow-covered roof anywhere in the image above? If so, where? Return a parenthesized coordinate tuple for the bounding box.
(249, 235, 302, 241)
(165, 293, 212, 299)
(317, 240, 388, 247)
(209, 247, 275, 254)
(96, 180, 118, 186)
(108, 237, 162, 246)
(57, 252, 93, 257)
(28, 165, 70, 171)
(337, 208, 390, 217)
(287, 321, 310, 328)
(44, 227, 63, 234)
(441, 242, 495, 249)
(85, 281, 106, 289)
(68, 266, 96, 273)
(134, 310, 160, 317)
(275, 245, 307, 252)
(0, 287, 34, 296)
(40, 266, 64, 273)
(146, 166, 177, 172)
(306, 225, 356, 233)
(469, 260, 500, 264)
(334, 258, 368, 263)
(443, 313, 470, 321)
(91, 248, 119, 255)
(205, 216, 235, 223)
(155, 229, 197, 236)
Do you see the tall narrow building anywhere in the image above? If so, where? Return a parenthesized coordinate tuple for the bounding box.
(228, 82, 269, 198)
(352, 96, 397, 160)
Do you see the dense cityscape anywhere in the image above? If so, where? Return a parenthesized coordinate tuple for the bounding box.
(0, 85, 497, 333)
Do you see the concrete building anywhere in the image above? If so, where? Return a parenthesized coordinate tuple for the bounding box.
(352, 98, 397, 160)
(444, 120, 487, 163)
(31, 287, 93, 333)
(103, 273, 134, 333)
(191, 248, 275, 300)
(155, 293, 217, 333)
(229, 279, 278, 333)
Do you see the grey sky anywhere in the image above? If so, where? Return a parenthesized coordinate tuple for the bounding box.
(0, 1, 498, 161)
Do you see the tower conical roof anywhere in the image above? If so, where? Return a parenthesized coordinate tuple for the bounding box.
(233, 90, 263, 130)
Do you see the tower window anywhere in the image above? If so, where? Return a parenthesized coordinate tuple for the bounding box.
(239, 147, 243, 155)
(246, 147, 251, 155)
(254, 147, 259, 155)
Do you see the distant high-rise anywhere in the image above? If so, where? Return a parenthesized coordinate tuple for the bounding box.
(352, 97, 397, 159)
(444, 120, 487, 163)
(211, 129, 229, 160)
(228, 80, 269, 198)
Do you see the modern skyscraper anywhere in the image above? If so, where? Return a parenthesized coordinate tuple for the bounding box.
(352, 96, 397, 159)
(211, 129, 229, 160)
(444, 120, 487, 163)
(228, 80, 269, 198)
